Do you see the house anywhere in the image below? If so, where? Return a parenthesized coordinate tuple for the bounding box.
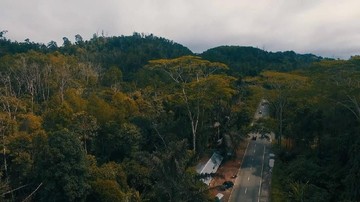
(196, 152, 224, 185)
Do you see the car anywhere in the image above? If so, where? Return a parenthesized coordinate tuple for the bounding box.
(269, 159, 275, 168)
(222, 181, 234, 189)
(260, 134, 270, 140)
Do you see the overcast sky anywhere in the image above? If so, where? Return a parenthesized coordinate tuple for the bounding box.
(1, 0, 360, 58)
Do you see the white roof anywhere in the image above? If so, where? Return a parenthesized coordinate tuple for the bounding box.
(197, 152, 223, 185)
(216, 193, 224, 199)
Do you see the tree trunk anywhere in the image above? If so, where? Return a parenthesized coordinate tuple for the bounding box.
(182, 87, 198, 153)
(279, 106, 283, 146)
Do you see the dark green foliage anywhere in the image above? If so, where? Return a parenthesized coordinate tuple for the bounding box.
(201, 46, 322, 76)
(95, 122, 142, 163)
(0, 35, 46, 57)
(34, 130, 89, 201)
(76, 33, 193, 80)
(134, 140, 211, 202)
(101, 66, 123, 87)
(269, 58, 360, 202)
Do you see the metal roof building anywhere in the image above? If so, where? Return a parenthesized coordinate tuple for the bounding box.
(196, 152, 223, 185)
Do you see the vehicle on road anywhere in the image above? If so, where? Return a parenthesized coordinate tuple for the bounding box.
(223, 181, 234, 189)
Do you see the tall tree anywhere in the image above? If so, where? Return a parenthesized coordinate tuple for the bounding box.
(70, 111, 98, 154)
(147, 56, 229, 153)
(259, 71, 308, 145)
(140, 140, 211, 201)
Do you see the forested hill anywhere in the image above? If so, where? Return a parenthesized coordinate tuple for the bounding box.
(69, 33, 193, 77)
(1, 32, 325, 79)
(200, 46, 323, 76)
(0, 32, 193, 79)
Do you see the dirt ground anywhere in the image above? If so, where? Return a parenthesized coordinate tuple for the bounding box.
(209, 138, 250, 201)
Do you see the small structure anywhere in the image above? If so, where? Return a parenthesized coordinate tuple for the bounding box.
(197, 152, 224, 185)
(215, 193, 224, 201)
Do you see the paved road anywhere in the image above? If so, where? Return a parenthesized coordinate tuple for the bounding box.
(254, 99, 270, 120)
(229, 137, 270, 202)
(229, 99, 272, 202)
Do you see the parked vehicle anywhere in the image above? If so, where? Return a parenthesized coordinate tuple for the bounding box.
(222, 181, 234, 189)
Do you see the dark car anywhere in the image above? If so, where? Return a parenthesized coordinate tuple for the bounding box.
(222, 181, 234, 189)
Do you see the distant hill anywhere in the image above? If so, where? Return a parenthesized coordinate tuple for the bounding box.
(200, 46, 322, 76)
(0, 32, 324, 78)
(0, 32, 193, 80)
(73, 33, 193, 77)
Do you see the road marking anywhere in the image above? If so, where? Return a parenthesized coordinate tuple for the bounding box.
(228, 138, 251, 201)
(259, 180, 262, 195)
(258, 145, 266, 201)
(245, 188, 247, 194)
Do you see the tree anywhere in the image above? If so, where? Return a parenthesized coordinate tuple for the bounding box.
(260, 71, 308, 145)
(7, 114, 44, 186)
(75, 34, 84, 46)
(49, 54, 76, 103)
(0, 30, 8, 39)
(101, 66, 123, 87)
(34, 129, 89, 201)
(43, 98, 73, 131)
(147, 56, 229, 153)
(95, 122, 141, 163)
(87, 94, 116, 125)
(47, 41, 58, 51)
(62, 37, 72, 47)
(0, 172, 9, 200)
(87, 157, 140, 202)
(0, 113, 16, 176)
(139, 140, 211, 201)
(70, 111, 98, 154)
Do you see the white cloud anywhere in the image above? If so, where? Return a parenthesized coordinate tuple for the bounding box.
(1, 0, 360, 58)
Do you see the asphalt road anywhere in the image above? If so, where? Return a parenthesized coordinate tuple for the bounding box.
(254, 99, 270, 120)
(229, 100, 271, 202)
(229, 137, 270, 202)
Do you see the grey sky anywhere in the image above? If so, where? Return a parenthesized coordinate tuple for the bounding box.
(1, 0, 360, 58)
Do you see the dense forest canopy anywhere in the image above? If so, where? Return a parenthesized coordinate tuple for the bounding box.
(201, 46, 323, 76)
(0, 31, 360, 201)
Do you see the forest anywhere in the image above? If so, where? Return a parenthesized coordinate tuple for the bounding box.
(0, 30, 359, 202)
